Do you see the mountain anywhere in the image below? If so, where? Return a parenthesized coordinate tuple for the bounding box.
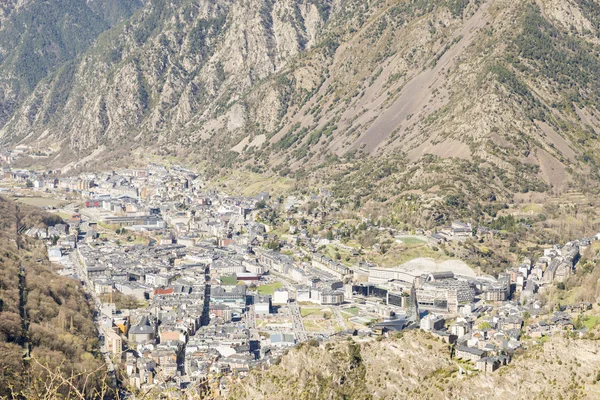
(225, 330, 600, 399)
(0, 196, 107, 398)
(0, 0, 143, 127)
(2, 0, 600, 223)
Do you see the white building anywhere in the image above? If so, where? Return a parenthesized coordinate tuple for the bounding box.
(272, 289, 289, 305)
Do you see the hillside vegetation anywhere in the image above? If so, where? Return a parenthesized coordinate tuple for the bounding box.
(0, 0, 143, 127)
(227, 330, 600, 399)
(0, 196, 107, 398)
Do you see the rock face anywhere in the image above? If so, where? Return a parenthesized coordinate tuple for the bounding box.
(0, 0, 328, 151)
(226, 331, 600, 400)
(2, 0, 600, 206)
(0, 0, 142, 128)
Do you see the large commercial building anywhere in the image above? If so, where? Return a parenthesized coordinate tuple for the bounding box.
(416, 280, 474, 314)
(321, 289, 344, 305)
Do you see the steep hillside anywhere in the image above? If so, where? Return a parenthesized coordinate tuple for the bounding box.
(0, 197, 107, 398)
(2, 0, 600, 222)
(0, 0, 143, 127)
(226, 331, 600, 399)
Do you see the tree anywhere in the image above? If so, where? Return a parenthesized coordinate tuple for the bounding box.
(478, 321, 492, 330)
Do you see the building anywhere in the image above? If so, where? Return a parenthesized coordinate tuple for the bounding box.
(236, 272, 260, 283)
(456, 345, 487, 362)
(420, 314, 445, 331)
(102, 215, 166, 229)
(48, 247, 63, 262)
(145, 273, 171, 287)
(253, 295, 271, 316)
(476, 356, 509, 372)
(321, 289, 344, 305)
(417, 279, 474, 313)
(297, 286, 311, 302)
(482, 282, 510, 302)
(272, 289, 289, 305)
(367, 267, 416, 284)
(270, 333, 296, 347)
(129, 316, 155, 343)
(104, 328, 123, 356)
(210, 286, 247, 307)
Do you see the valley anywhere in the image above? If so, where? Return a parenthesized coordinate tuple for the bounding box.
(2, 0, 600, 398)
(2, 163, 600, 398)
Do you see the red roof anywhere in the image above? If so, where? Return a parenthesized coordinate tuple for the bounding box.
(154, 288, 174, 295)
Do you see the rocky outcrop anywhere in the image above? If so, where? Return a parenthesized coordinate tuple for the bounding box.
(227, 331, 600, 400)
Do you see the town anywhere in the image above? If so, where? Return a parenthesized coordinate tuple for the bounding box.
(1, 162, 596, 395)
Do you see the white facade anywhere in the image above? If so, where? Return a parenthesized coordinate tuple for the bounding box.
(272, 290, 289, 305)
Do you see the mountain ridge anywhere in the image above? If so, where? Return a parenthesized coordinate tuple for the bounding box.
(2, 0, 600, 223)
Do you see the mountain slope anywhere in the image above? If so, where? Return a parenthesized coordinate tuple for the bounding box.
(2, 0, 600, 221)
(226, 331, 600, 399)
(0, 0, 143, 127)
(0, 197, 107, 398)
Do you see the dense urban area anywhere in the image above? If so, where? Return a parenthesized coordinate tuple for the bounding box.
(1, 156, 599, 396)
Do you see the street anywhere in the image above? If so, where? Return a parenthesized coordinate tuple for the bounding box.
(288, 301, 307, 342)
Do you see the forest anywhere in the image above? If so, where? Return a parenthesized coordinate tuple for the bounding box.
(0, 196, 107, 398)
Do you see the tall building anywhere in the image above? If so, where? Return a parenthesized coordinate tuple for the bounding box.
(408, 282, 420, 323)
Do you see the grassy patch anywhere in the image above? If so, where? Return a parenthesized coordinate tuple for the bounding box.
(396, 236, 427, 244)
(522, 204, 543, 214)
(220, 275, 239, 285)
(211, 170, 294, 197)
(13, 196, 68, 208)
(54, 211, 74, 220)
(303, 320, 324, 332)
(257, 281, 282, 295)
(301, 307, 322, 317)
(342, 307, 359, 316)
(583, 315, 600, 330)
(370, 242, 447, 267)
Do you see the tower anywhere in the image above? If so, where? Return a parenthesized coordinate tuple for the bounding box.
(408, 281, 420, 323)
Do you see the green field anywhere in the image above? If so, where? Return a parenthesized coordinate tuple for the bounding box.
(13, 196, 68, 208)
(220, 275, 238, 285)
(257, 281, 282, 295)
(342, 307, 359, 316)
(522, 204, 544, 214)
(583, 316, 600, 330)
(396, 236, 428, 244)
(300, 307, 322, 317)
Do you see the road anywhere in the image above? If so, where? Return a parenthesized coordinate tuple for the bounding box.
(269, 271, 297, 299)
(288, 301, 308, 342)
(201, 265, 211, 326)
